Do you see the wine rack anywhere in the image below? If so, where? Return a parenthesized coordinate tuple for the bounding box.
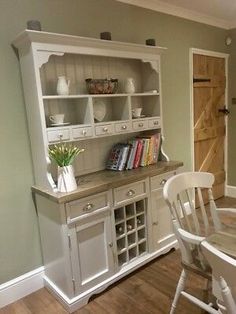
(114, 199, 147, 267)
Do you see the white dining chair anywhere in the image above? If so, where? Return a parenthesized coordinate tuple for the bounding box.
(163, 171, 236, 314)
(201, 240, 236, 314)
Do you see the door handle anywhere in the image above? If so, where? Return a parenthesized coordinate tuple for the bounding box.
(218, 106, 230, 115)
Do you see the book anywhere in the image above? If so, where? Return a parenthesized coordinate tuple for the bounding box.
(118, 144, 130, 171)
(133, 140, 143, 168)
(153, 133, 161, 163)
(140, 139, 150, 167)
(126, 139, 138, 170)
(106, 143, 126, 170)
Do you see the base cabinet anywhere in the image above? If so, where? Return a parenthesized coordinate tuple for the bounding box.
(35, 169, 180, 312)
(69, 208, 115, 293)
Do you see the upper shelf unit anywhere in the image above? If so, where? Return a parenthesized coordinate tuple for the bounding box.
(13, 30, 166, 188)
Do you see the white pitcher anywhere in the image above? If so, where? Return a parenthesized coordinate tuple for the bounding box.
(56, 76, 70, 95)
(124, 77, 135, 94)
(57, 165, 77, 192)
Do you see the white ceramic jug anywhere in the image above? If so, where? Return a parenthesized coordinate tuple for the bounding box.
(124, 77, 135, 93)
(57, 165, 77, 192)
(56, 76, 70, 95)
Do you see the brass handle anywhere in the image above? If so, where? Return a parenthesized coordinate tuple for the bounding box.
(138, 123, 143, 127)
(160, 179, 167, 186)
(103, 127, 108, 132)
(122, 125, 127, 130)
(83, 203, 94, 212)
(127, 189, 135, 197)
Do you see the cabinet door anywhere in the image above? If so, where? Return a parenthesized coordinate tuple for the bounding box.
(70, 209, 115, 293)
(151, 188, 174, 251)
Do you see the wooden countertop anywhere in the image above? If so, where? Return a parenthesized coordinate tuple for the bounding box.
(32, 161, 183, 204)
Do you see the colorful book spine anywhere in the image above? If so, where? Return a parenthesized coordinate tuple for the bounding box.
(153, 133, 161, 163)
(126, 140, 138, 170)
(118, 145, 130, 171)
(133, 140, 143, 168)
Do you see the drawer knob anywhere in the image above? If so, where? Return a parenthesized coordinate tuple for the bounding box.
(154, 121, 159, 125)
(103, 127, 108, 132)
(127, 189, 135, 197)
(153, 221, 158, 226)
(82, 129, 87, 135)
(160, 179, 167, 186)
(122, 125, 127, 130)
(138, 123, 143, 127)
(58, 133, 63, 139)
(83, 203, 94, 212)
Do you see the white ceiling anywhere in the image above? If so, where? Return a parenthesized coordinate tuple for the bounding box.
(117, 0, 236, 29)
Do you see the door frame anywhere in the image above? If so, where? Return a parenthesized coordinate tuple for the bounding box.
(189, 48, 229, 191)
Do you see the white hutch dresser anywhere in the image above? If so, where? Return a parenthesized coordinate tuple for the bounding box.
(13, 30, 182, 312)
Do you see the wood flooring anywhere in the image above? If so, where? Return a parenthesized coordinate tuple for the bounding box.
(1, 197, 236, 314)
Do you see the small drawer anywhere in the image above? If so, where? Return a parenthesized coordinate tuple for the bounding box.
(113, 180, 147, 206)
(47, 128, 70, 143)
(148, 118, 161, 129)
(150, 171, 176, 192)
(132, 120, 148, 131)
(66, 192, 110, 223)
(72, 126, 93, 139)
(95, 124, 114, 136)
(115, 121, 131, 133)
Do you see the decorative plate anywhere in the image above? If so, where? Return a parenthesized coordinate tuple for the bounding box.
(93, 100, 106, 122)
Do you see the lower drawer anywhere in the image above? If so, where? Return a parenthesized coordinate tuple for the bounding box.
(66, 191, 110, 223)
(113, 180, 148, 206)
(150, 171, 176, 192)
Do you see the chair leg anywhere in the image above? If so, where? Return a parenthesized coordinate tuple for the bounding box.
(170, 269, 187, 314)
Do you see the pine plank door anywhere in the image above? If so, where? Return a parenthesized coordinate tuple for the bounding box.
(193, 53, 226, 200)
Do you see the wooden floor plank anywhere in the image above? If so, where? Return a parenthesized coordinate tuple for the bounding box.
(0, 197, 235, 314)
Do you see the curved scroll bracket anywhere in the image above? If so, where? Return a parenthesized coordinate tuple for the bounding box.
(142, 59, 159, 72)
(46, 156, 58, 192)
(37, 51, 64, 68)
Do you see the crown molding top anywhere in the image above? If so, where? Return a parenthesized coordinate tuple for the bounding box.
(12, 29, 167, 59)
(117, 0, 235, 30)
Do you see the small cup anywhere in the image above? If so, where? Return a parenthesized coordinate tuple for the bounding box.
(132, 108, 142, 118)
(49, 114, 65, 125)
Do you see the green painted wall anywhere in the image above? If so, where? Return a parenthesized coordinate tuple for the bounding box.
(0, 0, 229, 283)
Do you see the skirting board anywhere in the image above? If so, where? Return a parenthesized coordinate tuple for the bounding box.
(225, 185, 236, 198)
(0, 266, 45, 308)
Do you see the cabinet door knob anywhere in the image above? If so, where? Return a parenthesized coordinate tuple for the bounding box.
(138, 123, 143, 127)
(127, 189, 135, 197)
(153, 221, 158, 226)
(122, 125, 127, 130)
(160, 179, 167, 186)
(154, 121, 159, 125)
(82, 129, 87, 135)
(83, 203, 94, 212)
(108, 242, 113, 248)
(103, 127, 108, 132)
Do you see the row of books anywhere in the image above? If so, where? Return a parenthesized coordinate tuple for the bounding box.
(106, 133, 162, 171)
